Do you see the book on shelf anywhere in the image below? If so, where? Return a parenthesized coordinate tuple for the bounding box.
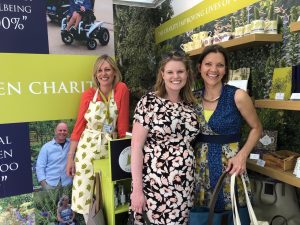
(269, 67, 292, 100)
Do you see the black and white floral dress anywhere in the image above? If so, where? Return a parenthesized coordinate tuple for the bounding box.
(133, 92, 200, 225)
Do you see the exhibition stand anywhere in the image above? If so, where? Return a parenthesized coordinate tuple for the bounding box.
(94, 139, 131, 225)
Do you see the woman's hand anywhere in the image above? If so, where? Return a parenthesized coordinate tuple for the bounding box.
(226, 151, 247, 175)
(130, 189, 146, 214)
(66, 155, 76, 177)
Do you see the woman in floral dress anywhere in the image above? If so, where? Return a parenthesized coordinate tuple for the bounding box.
(130, 52, 200, 225)
(193, 45, 262, 210)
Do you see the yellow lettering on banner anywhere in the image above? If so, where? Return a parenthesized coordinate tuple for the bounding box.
(0, 53, 97, 124)
(155, 0, 260, 43)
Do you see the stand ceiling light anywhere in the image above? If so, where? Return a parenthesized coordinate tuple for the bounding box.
(113, 0, 167, 8)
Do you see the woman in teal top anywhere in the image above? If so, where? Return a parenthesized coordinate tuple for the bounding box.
(193, 45, 262, 210)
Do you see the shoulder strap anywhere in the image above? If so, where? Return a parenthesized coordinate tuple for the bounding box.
(92, 88, 99, 102)
(208, 171, 228, 225)
(93, 172, 103, 212)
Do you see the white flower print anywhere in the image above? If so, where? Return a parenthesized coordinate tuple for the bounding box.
(169, 209, 180, 220)
(168, 170, 180, 185)
(172, 156, 183, 168)
(147, 198, 157, 210)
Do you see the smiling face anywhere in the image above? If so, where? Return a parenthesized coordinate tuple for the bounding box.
(198, 52, 226, 87)
(96, 60, 115, 89)
(55, 123, 68, 144)
(162, 60, 188, 95)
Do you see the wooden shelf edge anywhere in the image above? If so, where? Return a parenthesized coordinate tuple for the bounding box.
(247, 159, 300, 188)
(188, 33, 282, 56)
(290, 21, 300, 32)
(255, 99, 300, 110)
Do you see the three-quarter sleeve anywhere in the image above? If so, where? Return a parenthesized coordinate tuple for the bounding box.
(114, 82, 130, 138)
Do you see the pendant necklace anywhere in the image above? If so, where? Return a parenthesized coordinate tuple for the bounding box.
(202, 84, 223, 102)
(202, 95, 220, 102)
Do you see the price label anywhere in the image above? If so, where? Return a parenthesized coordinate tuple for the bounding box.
(250, 153, 260, 160)
(256, 159, 266, 167)
(275, 93, 285, 100)
(290, 93, 300, 100)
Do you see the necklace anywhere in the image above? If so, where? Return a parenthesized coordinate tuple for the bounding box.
(202, 95, 220, 102)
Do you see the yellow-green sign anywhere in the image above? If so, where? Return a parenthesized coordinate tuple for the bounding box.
(155, 0, 260, 43)
(0, 53, 98, 124)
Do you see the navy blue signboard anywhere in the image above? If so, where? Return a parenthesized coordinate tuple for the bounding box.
(0, 0, 49, 53)
(0, 123, 33, 198)
(110, 138, 132, 181)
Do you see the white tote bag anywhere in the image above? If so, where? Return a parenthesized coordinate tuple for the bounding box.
(230, 174, 269, 225)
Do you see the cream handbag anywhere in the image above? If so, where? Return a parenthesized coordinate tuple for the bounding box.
(251, 178, 300, 225)
(230, 174, 269, 225)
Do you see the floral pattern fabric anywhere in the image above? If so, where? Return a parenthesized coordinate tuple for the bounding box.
(71, 89, 118, 214)
(193, 85, 252, 210)
(133, 92, 199, 225)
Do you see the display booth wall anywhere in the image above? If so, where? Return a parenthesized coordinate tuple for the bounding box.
(115, 0, 300, 151)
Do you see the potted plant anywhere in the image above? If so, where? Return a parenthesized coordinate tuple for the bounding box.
(234, 9, 246, 38)
(251, 6, 264, 34)
(230, 16, 236, 33)
(242, 7, 251, 35)
(265, 3, 278, 34)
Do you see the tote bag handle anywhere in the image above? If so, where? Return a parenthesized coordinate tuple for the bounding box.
(207, 171, 229, 225)
(231, 174, 260, 225)
(93, 172, 104, 212)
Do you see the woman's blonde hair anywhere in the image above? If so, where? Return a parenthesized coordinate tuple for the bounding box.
(154, 51, 196, 103)
(92, 54, 122, 88)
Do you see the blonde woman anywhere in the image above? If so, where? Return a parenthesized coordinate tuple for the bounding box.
(66, 55, 129, 222)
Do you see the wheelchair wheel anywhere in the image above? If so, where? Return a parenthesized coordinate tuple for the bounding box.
(86, 38, 97, 50)
(61, 32, 74, 45)
(47, 15, 56, 22)
(97, 28, 109, 46)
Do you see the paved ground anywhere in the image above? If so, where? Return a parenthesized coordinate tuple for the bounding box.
(47, 0, 114, 56)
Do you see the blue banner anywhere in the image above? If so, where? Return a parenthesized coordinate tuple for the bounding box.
(0, 0, 49, 53)
(0, 123, 33, 198)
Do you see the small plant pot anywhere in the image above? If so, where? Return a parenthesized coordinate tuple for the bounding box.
(244, 24, 252, 35)
(251, 20, 265, 34)
(234, 26, 244, 38)
(265, 20, 278, 34)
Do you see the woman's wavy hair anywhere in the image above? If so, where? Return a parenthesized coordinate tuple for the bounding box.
(154, 51, 196, 103)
